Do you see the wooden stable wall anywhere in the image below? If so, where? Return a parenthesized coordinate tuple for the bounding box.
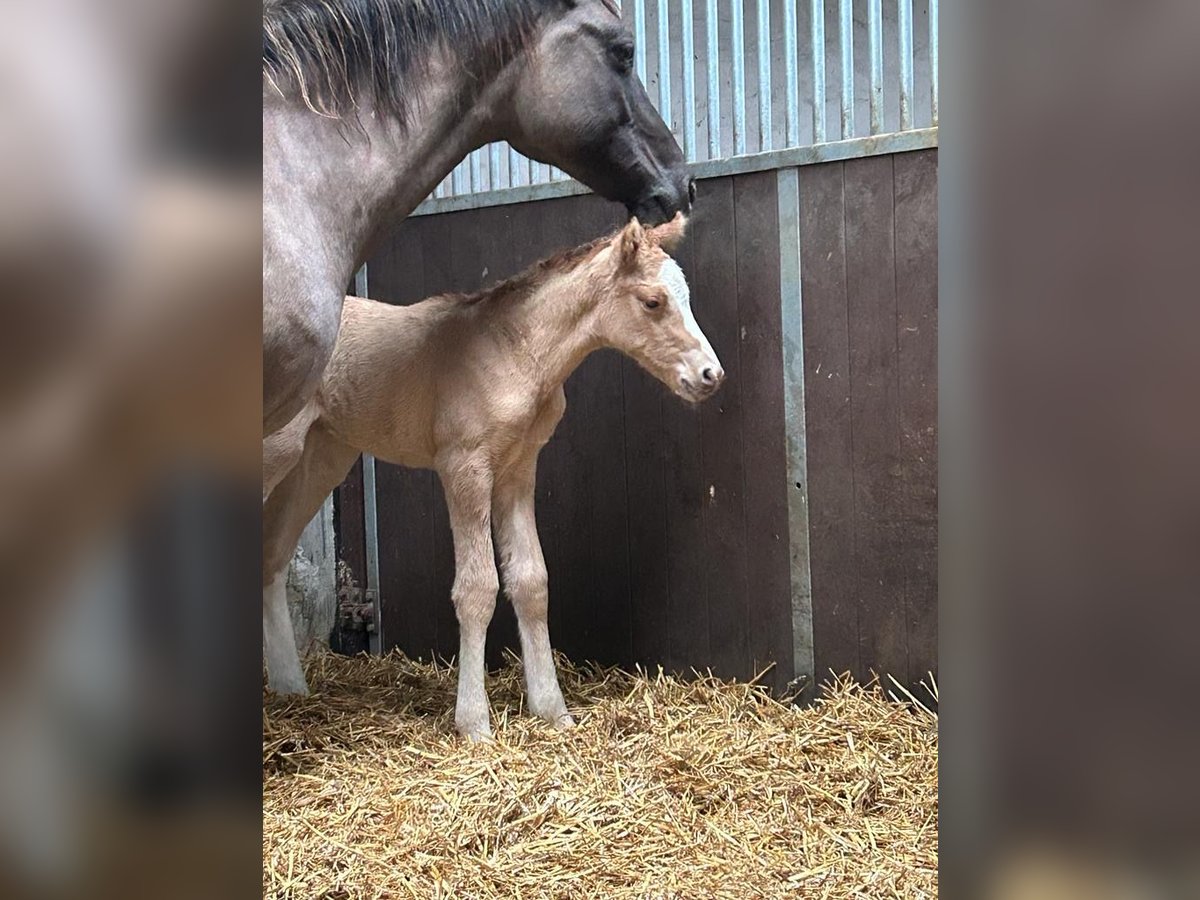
(336, 149, 938, 695)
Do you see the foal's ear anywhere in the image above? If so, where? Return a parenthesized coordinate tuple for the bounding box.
(649, 212, 687, 251)
(616, 217, 645, 270)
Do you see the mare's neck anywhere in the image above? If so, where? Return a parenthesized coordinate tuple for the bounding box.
(263, 53, 504, 289)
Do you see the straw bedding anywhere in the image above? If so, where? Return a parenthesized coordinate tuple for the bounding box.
(264, 651, 938, 899)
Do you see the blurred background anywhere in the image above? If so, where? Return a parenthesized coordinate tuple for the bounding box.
(0, 1, 259, 896)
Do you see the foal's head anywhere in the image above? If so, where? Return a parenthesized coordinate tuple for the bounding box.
(594, 216, 724, 403)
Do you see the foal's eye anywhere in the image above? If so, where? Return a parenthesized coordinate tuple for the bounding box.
(641, 297, 661, 310)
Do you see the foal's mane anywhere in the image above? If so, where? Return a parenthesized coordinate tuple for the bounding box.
(263, 0, 549, 123)
(460, 232, 616, 306)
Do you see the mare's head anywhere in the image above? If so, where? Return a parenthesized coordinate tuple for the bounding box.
(502, 0, 693, 224)
(593, 216, 723, 403)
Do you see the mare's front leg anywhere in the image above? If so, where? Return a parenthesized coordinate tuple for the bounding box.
(493, 455, 572, 728)
(440, 457, 500, 740)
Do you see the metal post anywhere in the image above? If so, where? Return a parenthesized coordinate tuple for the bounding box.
(929, 0, 939, 125)
(839, 0, 854, 139)
(682, 0, 697, 160)
(756, 0, 772, 151)
(731, 0, 746, 155)
(508, 145, 522, 188)
(488, 143, 501, 191)
(469, 149, 481, 194)
(705, 0, 721, 158)
(657, 0, 672, 124)
(783, 0, 799, 148)
(634, 0, 647, 84)
(899, 0, 914, 130)
(776, 168, 814, 703)
(353, 264, 382, 656)
(811, 0, 826, 143)
(868, 0, 883, 134)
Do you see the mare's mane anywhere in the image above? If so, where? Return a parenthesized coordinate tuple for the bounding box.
(263, 0, 549, 123)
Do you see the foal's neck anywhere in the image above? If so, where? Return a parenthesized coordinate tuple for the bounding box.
(489, 269, 609, 393)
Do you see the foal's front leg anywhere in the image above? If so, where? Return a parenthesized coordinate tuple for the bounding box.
(440, 458, 500, 740)
(493, 457, 572, 728)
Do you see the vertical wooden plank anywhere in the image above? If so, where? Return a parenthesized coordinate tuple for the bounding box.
(622, 199, 669, 668)
(736, 170, 795, 694)
(539, 200, 596, 665)
(799, 161, 860, 685)
(893, 149, 938, 690)
(334, 457, 367, 589)
(696, 175, 748, 680)
(570, 197, 631, 667)
(623, 355, 670, 672)
(530, 195, 614, 665)
(416, 212, 459, 662)
(844, 153, 908, 685)
(375, 463, 439, 660)
(368, 220, 442, 660)
(656, 212, 709, 677)
(467, 203, 523, 669)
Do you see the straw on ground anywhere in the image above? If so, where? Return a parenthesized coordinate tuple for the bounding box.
(264, 651, 937, 899)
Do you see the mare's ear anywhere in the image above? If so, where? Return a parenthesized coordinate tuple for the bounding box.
(649, 212, 687, 251)
(616, 217, 645, 270)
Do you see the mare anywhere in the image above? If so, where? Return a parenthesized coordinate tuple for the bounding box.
(264, 0, 696, 433)
(262, 216, 723, 739)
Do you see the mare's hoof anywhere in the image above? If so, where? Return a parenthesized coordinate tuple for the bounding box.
(553, 713, 576, 730)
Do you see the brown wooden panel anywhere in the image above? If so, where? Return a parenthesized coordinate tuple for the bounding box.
(696, 175, 748, 681)
(414, 213, 459, 661)
(566, 200, 633, 666)
(660, 203, 710, 675)
(893, 150, 939, 689)
(536, 201, 599, 665)
(732, 170, 794, 694)
(352, 150, 937, 691)
(622, 359, 670, 671)
(367, 219, 441, 660)
(334, 457, 367, 588)
(800, 161, 860, 684)
(844, 154, 908, 685)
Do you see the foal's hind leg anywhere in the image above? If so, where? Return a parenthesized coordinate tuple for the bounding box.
(493, 454, 572, 728)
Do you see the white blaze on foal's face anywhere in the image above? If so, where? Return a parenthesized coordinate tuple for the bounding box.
(653, 256, 724, 401)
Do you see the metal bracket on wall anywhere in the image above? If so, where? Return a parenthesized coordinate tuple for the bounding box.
(355, 265, 384, 655)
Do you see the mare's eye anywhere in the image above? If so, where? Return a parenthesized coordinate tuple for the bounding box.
(641, 297, 661, 310)
(610, 42, 635, 72)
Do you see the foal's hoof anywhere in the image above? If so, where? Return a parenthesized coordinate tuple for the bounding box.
(455, 717, 493, 742)
(267, 676, 310, 697)
(553, 713, 576, 730)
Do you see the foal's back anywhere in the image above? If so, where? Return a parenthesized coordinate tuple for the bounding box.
(313, 295, 533, 469)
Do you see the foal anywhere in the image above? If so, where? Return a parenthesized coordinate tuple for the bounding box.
(263, 215, 723, 739)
